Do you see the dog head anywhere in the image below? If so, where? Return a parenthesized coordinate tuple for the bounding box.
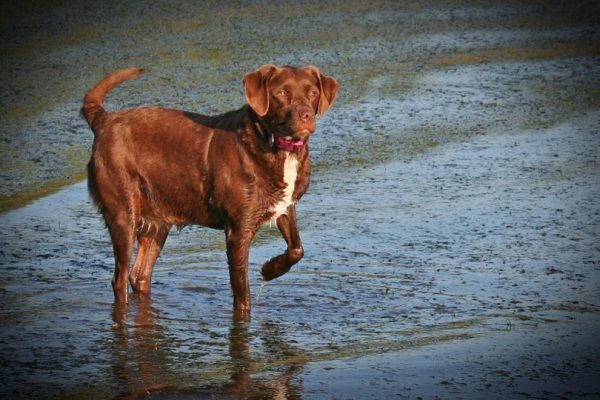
(244, 65, 338, 149)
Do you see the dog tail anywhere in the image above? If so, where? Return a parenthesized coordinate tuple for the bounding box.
(81, 67, 144, 132)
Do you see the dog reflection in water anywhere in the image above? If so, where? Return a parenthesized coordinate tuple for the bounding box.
(111, 297, 304, 399)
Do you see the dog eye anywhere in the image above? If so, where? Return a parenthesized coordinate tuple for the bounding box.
(276, 89, 288, 97)
(308, 89, 319, 98)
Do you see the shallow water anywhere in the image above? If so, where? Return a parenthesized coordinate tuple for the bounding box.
(1, 105, 599, 398)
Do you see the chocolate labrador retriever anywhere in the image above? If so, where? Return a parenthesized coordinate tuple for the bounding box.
(82, 65, 338, 316)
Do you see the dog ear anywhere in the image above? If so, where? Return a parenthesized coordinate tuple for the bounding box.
(307, 66, 339, 116)
(243, 64, 278, 117)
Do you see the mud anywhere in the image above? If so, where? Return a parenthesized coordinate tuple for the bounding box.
(1, 0, 600, 399)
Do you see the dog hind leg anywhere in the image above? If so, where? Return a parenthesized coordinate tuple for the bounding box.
(106, 209, 137, 303)
(97, 174, 141, 303)
(130, 223, 170, 294)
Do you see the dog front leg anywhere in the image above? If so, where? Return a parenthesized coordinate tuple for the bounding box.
(261, 206, 304, 281)
(225, 226, 253, 316)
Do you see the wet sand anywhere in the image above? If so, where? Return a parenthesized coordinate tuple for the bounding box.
(302, 315, 599, 399)
(300, 114, 600, 399)
(1, 0, 600, 399)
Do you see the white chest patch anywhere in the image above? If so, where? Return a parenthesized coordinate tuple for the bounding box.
(270, 154, 299, 220)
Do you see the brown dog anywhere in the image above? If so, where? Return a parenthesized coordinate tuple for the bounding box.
(82, 65, 338, 316)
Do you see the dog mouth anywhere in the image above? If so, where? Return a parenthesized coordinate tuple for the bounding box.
(275, 135, 305, 152)
(273, 125, 314, 151)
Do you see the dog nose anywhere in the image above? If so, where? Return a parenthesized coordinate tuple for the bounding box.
(299, 108, 314, 121)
